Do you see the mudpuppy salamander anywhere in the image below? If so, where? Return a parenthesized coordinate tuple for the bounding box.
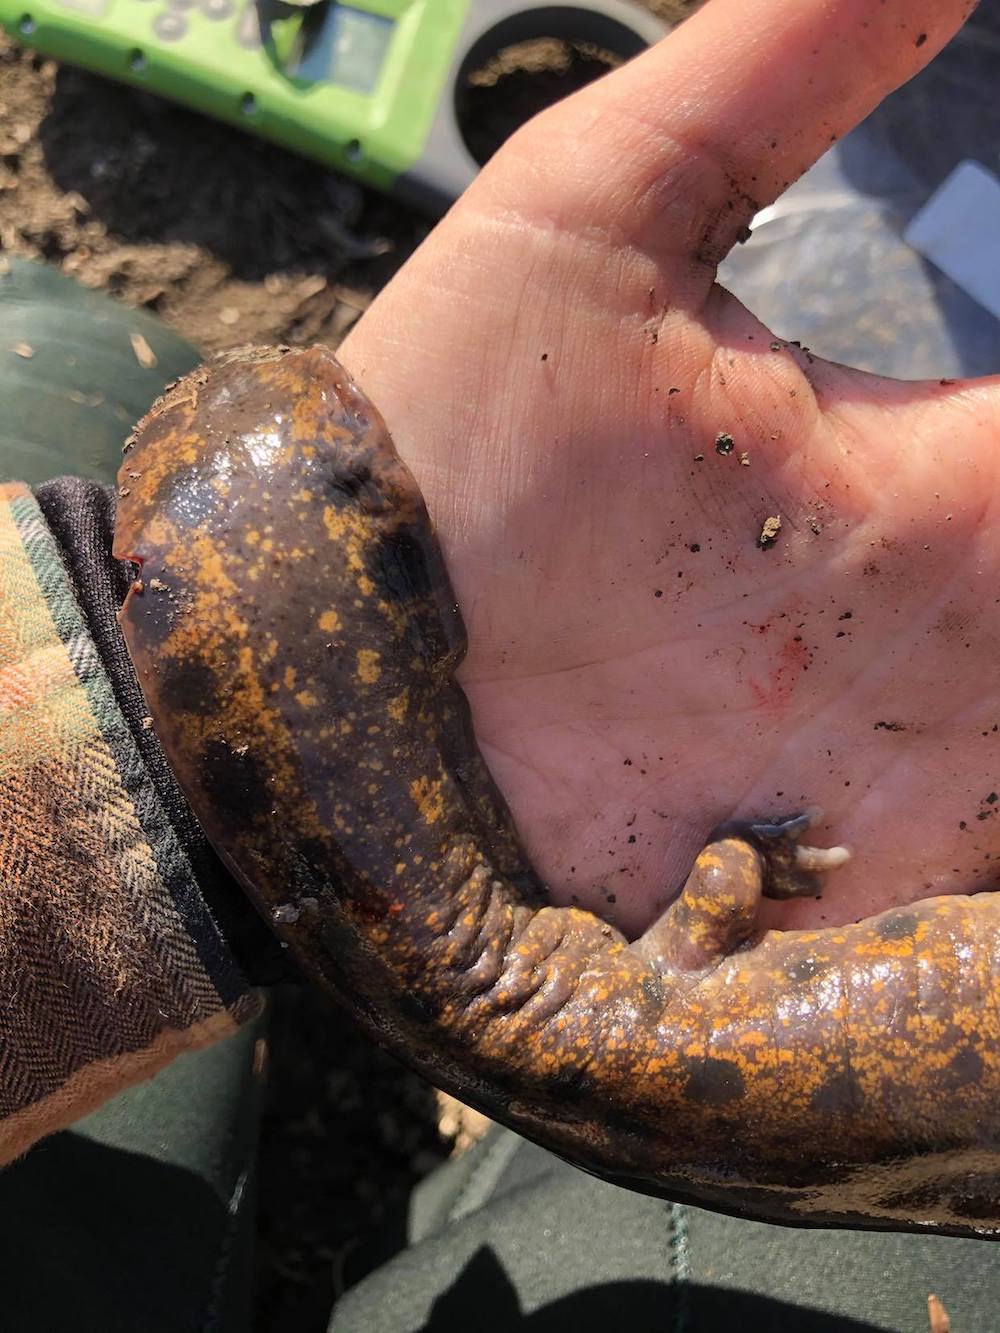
(114, 345, 1000, 1238)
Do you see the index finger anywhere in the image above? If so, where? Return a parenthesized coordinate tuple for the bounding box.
(485, 0, 976, 276)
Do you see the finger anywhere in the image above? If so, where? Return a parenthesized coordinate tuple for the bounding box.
(485, 0, 976, 274)
(808, 362, 1000, 482)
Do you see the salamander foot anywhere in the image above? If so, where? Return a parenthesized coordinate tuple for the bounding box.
(743, 808, 851, 899)
(634, 809, 851, 975)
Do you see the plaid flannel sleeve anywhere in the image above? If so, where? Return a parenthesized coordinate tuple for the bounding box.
(0, 482, 261, 1164)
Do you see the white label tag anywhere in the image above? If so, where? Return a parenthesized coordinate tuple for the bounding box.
(904, 160, 1000, 322)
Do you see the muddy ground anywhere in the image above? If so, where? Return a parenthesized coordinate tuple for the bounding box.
(0, 7, 690, 1328)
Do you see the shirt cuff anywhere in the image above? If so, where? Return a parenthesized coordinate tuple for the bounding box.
(0, 482, 261, 1164)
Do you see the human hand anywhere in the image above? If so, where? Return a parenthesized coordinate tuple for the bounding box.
(339, 0, 999, 940)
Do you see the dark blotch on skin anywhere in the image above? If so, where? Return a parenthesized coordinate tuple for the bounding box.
(811, 1068, 864, 1116)
(875, 912, 918, 941)
(542, 1063, 592, 1102)
(878, 1181, 941, 1212)
(327, 463, 389, 516)
(946, 1047, 984, 1090)
(786, 955, 824, 984)
(685, 1057, 746, 1106)
(951, 1183, 1000, 1220)
(289, 836, 340, 891)
(196, 738, 273, 824)
(373, 527, 435, 605)
(327, 462, 372, 498)
(160, 656, 220, 716)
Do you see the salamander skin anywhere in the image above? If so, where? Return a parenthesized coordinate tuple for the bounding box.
(114, 345, 1000, 1239)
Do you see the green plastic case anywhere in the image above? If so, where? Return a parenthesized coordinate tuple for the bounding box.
(0, 0, 666, 212)
(0, 0, 470, 199)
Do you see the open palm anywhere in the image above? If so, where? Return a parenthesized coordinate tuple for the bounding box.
(340, 0, 1000, 940)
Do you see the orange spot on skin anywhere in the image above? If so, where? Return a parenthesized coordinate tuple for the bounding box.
(738, 1030, 768, 1047)
(410, 775, 445, 825)
(357, 649, 381, 684)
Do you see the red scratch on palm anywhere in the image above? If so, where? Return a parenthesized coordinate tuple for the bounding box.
(749, 635, 810, 714)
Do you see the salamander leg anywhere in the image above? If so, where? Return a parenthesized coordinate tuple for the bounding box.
(631, 812, 850, 976)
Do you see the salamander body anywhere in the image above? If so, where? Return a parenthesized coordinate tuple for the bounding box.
(114, 345, 1000, 1238)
